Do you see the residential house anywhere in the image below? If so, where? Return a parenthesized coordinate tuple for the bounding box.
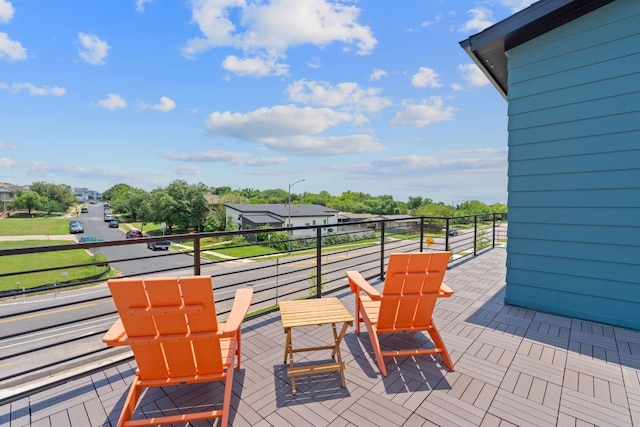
(460, 0, 640, 330)
(0, 182, 25, 212)
(225, 203, 339, 236)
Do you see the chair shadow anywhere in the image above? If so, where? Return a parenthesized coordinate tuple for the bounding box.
(107, 369, 246, 427)
(273, 362, 351, 407)
(345, 331, 452, 393)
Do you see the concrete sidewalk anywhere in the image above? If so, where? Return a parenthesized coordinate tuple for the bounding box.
(0, 235, 77, 241)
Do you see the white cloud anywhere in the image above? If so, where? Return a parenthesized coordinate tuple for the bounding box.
(205, 104, 385, 154)
(222, 55, 289, 77)
(0, 0, 14, 23)
(4, 82, 66, 96)
(169, 165, 202, 175)
(420, 14, 442, 28)
(135, 0, 153, 13)
(0, 157, 16, 167)
(459, 63, 490, 87)
(97, 93, 127, 109)
(150, 96, 176, 112)
(411, 67, 441, 88)
(0, 32, 27, 62)
(369, 69, 387, 81)
(459, 8, 494, 33)
(165, 150, 289, 167)
(369, 154, 507, 175)
(182, 0, 377, 76)
(78, 33, 110, 65)
(390, 96, 454, 128)
(287, 79, 391, 112)
(306, 57, 320, 69)
(500, 0, 535, 13)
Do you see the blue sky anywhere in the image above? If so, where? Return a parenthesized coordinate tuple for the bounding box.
(0, 0, 534, 205)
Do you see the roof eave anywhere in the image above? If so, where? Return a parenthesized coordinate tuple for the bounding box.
(459, 0, 615, 99)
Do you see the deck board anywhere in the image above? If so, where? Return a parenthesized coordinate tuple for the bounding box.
(3, 248, 640, 426)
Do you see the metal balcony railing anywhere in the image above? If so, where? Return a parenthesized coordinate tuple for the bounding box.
(0, 213, 507, 403)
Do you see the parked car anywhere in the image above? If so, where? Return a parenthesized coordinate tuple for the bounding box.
(69, 220, 84, 234)
(108, 220, 119, 228)
(79, 236, 103, 243)
(125, 230, 143, 239)
(104, 214, 114, 222)
(448, 229, 458, 237)
(80, 207, 89, 213)
(147, 240, 171, 251)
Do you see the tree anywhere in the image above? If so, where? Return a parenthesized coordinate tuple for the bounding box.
(29, 182, 75, 209)
(139, 180, 208, 233)
(11, 191, 44, 215)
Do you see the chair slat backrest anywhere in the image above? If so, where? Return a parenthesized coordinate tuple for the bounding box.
(108, 276, 223, 380)
(377, 252, 450, 330)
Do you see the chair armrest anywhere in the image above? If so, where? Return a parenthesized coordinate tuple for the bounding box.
(102, 318, 127, 346)
(346, 271, 381, 300)
(222, 288, 254, 333)
(439, 282, 454, 297)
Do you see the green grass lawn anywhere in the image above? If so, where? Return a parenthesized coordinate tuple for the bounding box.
(0, 240, 110, 291)
(0, 217, 73, 236)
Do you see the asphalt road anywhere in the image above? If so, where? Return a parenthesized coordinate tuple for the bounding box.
(75, 204, 197, 277)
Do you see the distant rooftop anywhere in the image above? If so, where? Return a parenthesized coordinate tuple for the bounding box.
(226, 203, 339, 218)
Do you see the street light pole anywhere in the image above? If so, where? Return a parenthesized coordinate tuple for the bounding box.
(287, 179, 305, 251)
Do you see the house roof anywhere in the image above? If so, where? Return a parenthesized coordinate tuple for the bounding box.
(241, 214, 281, 225)
(226, 203, 339, 218)
(459, 0, 614, 99)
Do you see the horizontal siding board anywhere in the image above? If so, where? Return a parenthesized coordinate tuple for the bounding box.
(507, 260, 640, 296)
(510, 150, 640, 175)
(508, 111, 640, 145)
(506, 255, 640, 294)
(505, 224, 640, 247)
(508, 169, 640, 191)
(509, 42, 640, 99)
(508, 189, 640, 208)
(508, 131, 640, 161)
(507, 239, 640, 265)
(509, 72, 640, 115)
(509, 52, 640, 101)
(509, 91, 640, 131)
(506, 207, 640, 225)
(508, 2, 640, 75)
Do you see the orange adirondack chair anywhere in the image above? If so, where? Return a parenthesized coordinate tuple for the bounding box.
(102, 276, 253, 427)
(346, 252, 454, 377)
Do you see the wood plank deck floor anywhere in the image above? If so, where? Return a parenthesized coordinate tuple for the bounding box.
(2, 247, 640, 426)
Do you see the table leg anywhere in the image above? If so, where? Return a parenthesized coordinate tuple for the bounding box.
(284, 328, 297, 394)
(332, 322, 350, 388)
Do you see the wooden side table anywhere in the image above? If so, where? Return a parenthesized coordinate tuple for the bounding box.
(279, 298, 354, 394)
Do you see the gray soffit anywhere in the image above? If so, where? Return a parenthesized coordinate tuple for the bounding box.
(459, 0, 614, 99)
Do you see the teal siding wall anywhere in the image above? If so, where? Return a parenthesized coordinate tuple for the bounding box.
(505, 0, 640, 330)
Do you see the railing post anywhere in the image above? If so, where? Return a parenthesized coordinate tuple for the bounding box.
(193, 237, 201, 276)
(473, 215, 478, 256)
(316, 227, 322, 298)
(419, 218, 424, 252)
(492, 212, 497, 248)
(445, 218, 450, 251)
(380, 221, 386, 279)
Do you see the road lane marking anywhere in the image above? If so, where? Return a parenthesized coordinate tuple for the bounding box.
(0, 303, 98, 324)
